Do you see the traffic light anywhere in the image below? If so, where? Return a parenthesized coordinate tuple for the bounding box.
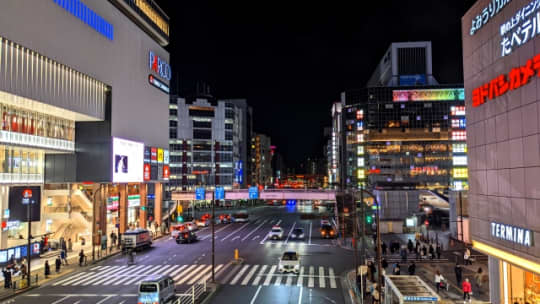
(366, 214, 373, 224)
(141, 206, 146, 211)
(177, 215, 184, 223)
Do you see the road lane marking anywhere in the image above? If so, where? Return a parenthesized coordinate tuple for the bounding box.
(241, 219, 267, 241)
(298, 286, 303, 304)
(285, 273, 294, 286)
(88, 266, 130, 285)
(89, 266, 103, 271)
(72, 301, 80, 304)
(169, 265, 188, 277)
(113, 265, 151, 285)
(329, 268, 337, 288)
(200, 225, 231, 240)
(308, 266, 315, 288)
(241, 265, 259, 285)
(161, 264, 181, 276)
(52, 272, 87, 286)
(96, 296, 113, 304)
(221, 223, 250, 241)
(319, 266, 326, 288)
(187, 265, 212, 284)
(250, 285, 262, 304)
(263, 265, 276, 286)
(252, 265, 267, 285)
(215, 262, 232, 280)
(309, 222, 313, 245)
(274, 273, 283, 286)
(259, 233, 269, 245)
(229, 265, 250, 285)
(173, 265, 197, 282)
(231, 236, 241, 241)
(284, 222, 296, 244)
(221, 264, 241, 284)
(252, 235, 260, 241)
(201, 264, 224, 282)
(117, 301, 125, 304)
(297, 266, 304, 286)
(51, 296, 70, 304)
(176, 264, 206, 285)
(69, 266, 122, 286)
(123, 265, 168, 285)
(276, 219, 282, 226)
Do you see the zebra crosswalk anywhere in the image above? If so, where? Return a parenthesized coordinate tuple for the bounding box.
(52, 264, 339, 289)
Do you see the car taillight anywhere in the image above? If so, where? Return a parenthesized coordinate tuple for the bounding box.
(184, 233, 188, 238)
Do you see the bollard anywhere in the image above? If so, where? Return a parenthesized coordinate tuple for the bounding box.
(234, 249, 239, 261)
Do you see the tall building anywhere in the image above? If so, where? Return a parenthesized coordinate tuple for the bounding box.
(0, 0, 171, 255)
(463, 1, 540, 302)
(168, 96, 251, 190)
(250, 133, 272, 186)
(328, 103, 343, 188)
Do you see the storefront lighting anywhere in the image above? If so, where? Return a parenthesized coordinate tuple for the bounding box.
(473, 240, 540, 275)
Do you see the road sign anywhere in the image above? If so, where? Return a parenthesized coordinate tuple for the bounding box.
(215, 187, 225, 200)
(195, 187, 205, 200)
(248, 186, 259, 199)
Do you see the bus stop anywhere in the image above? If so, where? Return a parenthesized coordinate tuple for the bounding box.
(384, 275, 440, 304)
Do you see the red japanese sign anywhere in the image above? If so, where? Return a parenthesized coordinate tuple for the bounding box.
(143, 163, 151, 181)
(163, 165, 170, 179)
(473, 53, 540, 107)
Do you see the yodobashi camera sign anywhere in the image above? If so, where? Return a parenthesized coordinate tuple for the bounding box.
(112, 137, 144, 183)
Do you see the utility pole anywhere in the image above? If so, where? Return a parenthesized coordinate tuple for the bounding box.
(375, 194, 382, 300)
(26, 192, 31, 288)
(459, 191, 464, 242)
(352, 190, 358, 283)
(360, 187, 366, 266)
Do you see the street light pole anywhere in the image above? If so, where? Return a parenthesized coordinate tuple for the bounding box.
(26, 194, 31, 288)
(211, 187, 215, 283)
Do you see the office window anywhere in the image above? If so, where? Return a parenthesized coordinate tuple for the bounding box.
(193, 130, 212, 139)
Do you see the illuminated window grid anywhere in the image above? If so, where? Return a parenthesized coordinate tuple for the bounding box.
(453, 167, 468, 179)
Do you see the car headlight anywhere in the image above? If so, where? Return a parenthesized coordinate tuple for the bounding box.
(299, 234, 304, 238)
(294, 264, 300, 269)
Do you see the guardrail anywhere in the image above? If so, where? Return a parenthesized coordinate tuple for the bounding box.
(174, 281, 207, 304)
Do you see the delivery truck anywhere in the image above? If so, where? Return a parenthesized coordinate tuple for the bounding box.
(122, 228, 152, 251)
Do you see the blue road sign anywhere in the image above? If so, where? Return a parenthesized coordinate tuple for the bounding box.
(195, 187, 206, 200)
(215, 187, 225, 200)
(248, 186, 259, 199)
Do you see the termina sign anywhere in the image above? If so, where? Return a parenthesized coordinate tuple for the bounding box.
(491, 222, 533, 247)
(149, 51, 171, 81)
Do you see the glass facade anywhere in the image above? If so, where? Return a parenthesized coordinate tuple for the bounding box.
(0, 145, 44, 183)
(501, 261, 540, 304)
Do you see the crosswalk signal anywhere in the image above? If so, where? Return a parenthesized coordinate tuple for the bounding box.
(177, 215, 184, 223)
(366, 214, 373, 224)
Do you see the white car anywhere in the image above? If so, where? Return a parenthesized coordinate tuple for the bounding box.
(268, 226, 284, 240)
(184, 222, 198, 231)
(195, 218, 210, 227)
(279, 251, 300, 274)
(320, 219, 331, 226)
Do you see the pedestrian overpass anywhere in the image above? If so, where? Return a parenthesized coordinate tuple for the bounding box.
(171, 189, 337, 201)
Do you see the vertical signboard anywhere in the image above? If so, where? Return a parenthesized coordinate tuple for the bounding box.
(195, 188, 206, 200)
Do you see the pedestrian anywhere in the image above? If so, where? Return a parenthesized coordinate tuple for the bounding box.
(475, 267, 485, 293)
(55, 256, 61, 273)
(68, 238, 73, 252)
(415, 240, 420, 252)
(79, 250, 85, 267)
(382, 258, 388, 270)
(21, 263, 27, 280)
(44, 260, 51, 278)
(2, 268, 9, 289)
(462, 278, 472, 302)
(60, 249, 68, 265)
(436, 243, 442, 259)
(454, 263, 463, 286)
(408, 262, 416, 275)
(421, 245, 427, 258)
(368, 261, 376, 282)
(400, 247, 407, 262)
(381, 242, 387, 255)
(429, 244, 435, 260)
(407, 239, 413, 253)
(434, 270, 444, 293)
(393, 263, 400, 275)
(464, 247, 471, 265)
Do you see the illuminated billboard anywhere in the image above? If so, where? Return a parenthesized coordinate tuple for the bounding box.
(112, 137, 144, 183)
(392, 88, 464, 102)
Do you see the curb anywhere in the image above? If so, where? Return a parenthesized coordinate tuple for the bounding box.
(341, 269, 360, 304)
(199, 282, 221, 304)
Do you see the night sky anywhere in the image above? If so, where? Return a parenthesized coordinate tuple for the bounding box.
(156, 1, 476, 168)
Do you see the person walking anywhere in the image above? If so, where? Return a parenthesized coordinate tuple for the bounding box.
(400, 246, 408, 262)
(368, 261, 376, 282)
(44, 260, 51, 278)
(60, 249, 68, 265)
(55, 256, 61, 273)
(20, 263, 27, 280)
(68, 238, 73, 252)
(454, 263, 463, 286)
(421, 245, 427, 259)
(2, 268, 9, 288)
(462, 278, 472, 302)
(429, 244, 435, 260)
(464, 248, 471, 265)
(436, 243, 442, 259)
(408, 262, 416, 275)
(407, 239, 414, 253)
(381, 242, 387, 255)
(474, 267, 484, 294)
(434, 270, 444, 293)
(79, 250, 85, 267)
(393, 263, 400, 275)
(382, 258, 388, 270)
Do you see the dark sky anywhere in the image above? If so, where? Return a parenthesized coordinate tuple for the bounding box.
(156, 1, 476, 168)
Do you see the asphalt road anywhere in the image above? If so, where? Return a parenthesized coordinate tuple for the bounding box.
(10, 204, 354, 304)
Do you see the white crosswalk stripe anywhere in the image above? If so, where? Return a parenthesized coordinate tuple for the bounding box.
(50, 263, 339, 289)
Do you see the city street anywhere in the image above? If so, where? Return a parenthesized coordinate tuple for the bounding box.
(10, 205, 353, 304)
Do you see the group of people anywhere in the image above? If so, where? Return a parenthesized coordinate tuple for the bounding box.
(381, 239, 442, 261)
(1, 256, 27, 288)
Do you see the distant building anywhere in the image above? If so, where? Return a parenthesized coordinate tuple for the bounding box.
(250, 133, 272, 186)
(168, 95, 251, 190)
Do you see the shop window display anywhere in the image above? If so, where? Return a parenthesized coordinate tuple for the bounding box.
(502, 262, 540, 304)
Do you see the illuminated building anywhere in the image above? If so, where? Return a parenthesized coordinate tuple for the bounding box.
(0, 0, 171, 257)
(251, 134, 273, 186)
(464, 1, 540, 303)
(168, 95, 252, 191)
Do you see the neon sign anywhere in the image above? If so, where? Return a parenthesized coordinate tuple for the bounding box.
(472, 53, 540, 107)
(53, 0, 114, 40)
(491, 222, 533, 247)
(392, 89, 464, 102)
(149, 51, 171, 81)
(148, 75, 169, 94)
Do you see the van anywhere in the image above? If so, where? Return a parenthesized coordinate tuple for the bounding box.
(138, 275, 175, 304)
